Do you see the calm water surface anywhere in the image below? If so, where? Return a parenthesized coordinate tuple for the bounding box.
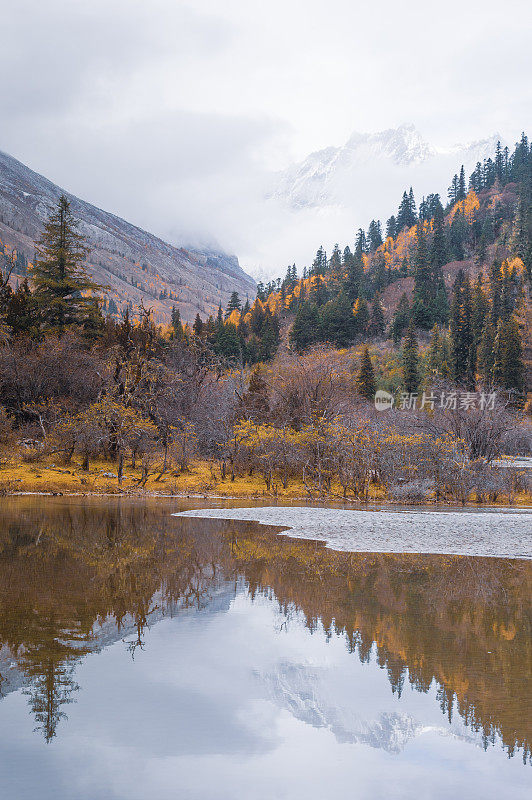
(0, 497, 530, 799)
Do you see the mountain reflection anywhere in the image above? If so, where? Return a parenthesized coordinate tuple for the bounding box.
(0, 497, 530, 762)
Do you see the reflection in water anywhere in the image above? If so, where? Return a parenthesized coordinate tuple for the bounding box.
(0, 497, 530, 773)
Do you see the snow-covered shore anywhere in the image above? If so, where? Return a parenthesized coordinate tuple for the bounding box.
(175, 506, 532, 559)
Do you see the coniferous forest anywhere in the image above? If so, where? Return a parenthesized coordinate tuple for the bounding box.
(0, 135, 530, 503)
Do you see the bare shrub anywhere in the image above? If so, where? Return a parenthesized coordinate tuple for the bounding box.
(388, 479, 434, 503)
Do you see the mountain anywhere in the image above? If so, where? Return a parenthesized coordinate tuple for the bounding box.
(273, 123, 500, 214)
(0, 149, 256, 322)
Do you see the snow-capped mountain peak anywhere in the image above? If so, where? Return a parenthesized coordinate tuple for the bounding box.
(345, 123, 435, 166)
(273, 124, 500, 212)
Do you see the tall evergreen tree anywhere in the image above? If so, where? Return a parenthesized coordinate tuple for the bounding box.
(356, 347, 376, 400)
(31, 195, 102, 334)
(412, 224, 433, 328)
(344, 247, 364, 302)
(402, 321, 420, 394)
(429, 213, 449, 323)
(355, 229, 368, 256)
(426, 324, 441, 376)
(171, 306, 184, 339)
(289, 301, 320, 353)
(458, 165, 467, 201)
(492, 317, 525, 395)
(385, 216, 397, 239)
(368, 220, 383, 251)
(449, 270, 475, 388)
(369, 296, 386, 337)
(448, 209, 468, 260)
(311, 246, 327, 276)
(226, 291, 241, 316)
(471, 276, 488, 343)
(397, 189, 417, 230)
(258, 310, 280, 361)
(389, 293, 411, 343)
(448, 173, 459, 204)
(478, 322, 495, 386)
(328, 243, 344, 291)
(192, 312, 203, 337)
(320, 291, 355, 348)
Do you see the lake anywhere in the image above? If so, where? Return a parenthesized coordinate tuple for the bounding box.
(0, 496, 530, 799)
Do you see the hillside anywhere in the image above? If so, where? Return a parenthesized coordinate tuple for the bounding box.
(230, 134, 531, 395)
(0, 149, 256, 322)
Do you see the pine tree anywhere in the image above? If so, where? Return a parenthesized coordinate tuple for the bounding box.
(369, 296, 386, 337)
(368, 220, 383, 251)
(355, 229, 368, 256)
(402, 321, 419, 394)
(492, 317, 525, 394)
(389, 293, 411, 343)
(1, 278, 39, 337)
(495, 140, 504, 180)
(352, 297, 369, 336)
(344, 247, 363, 302)
(31, 195, 102, 334)
(430, 211, 447, 269)
(171, 306, 184, 339)
(428, 212, 449, 323)
(312, 274, 328, 306)
(320, 291, 355, 347)
(258, 310, 280, 361)
(502, 317, 525, 395)
(458, 165, 467, 201)
(215, 321, 241, 360)
(471, 276, 488, 342)
(192, 312, 203, 337)
(356, 347, 376, 400)
(478, 322, 495, 386)
(469, 162, 483, 192)
(408, 187, 417, 222)
(386, 216, 397, 239)
(448, 209, 468, 260)
(426, 324, 441, 376)
(311, 246, 327, 275)
(289, 301, 320, 353)
(448, 173, 459, 204)
(450, 270, 475, 387)
(397, 189, 417, 230)
(328, 243, 343, 290)
(226, 291, 241, 316)
(412, 224, 433, 328)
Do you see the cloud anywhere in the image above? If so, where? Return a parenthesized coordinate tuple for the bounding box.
(1, 0, 531, 278)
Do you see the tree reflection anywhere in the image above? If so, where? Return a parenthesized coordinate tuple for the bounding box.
(0, 498, 530, 761)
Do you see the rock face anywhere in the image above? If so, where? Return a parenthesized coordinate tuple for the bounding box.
(273, 123, 500, 211)
(0, 149, 255, 322)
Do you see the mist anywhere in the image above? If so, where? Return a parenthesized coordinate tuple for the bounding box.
(1, 0, 530, 278)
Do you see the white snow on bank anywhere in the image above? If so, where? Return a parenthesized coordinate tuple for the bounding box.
(174, 506, 532, 559)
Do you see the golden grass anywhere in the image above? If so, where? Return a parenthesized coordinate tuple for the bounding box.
(0, 454, 529, 506)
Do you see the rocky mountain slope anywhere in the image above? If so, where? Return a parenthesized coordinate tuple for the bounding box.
(0, 149, 256, 322)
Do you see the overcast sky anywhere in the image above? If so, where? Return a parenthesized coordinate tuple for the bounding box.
(1, 0, 531, 276)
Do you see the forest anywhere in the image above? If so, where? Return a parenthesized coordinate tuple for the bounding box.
(0, 135, 530, 504)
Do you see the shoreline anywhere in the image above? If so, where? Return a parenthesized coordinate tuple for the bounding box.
(1, 457, 530, 509)
(174, 506, 532, 560)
